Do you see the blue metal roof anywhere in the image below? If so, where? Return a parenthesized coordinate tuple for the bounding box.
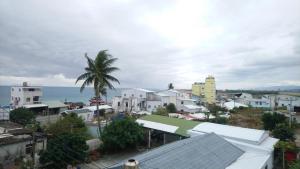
(109, 133, 244, 169)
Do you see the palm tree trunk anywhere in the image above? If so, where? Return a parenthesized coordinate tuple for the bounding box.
(96, 91, 102, 139)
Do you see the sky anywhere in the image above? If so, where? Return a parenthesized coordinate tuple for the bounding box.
(0, 0, 300, 89)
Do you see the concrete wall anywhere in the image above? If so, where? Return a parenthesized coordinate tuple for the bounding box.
(0, 141, 31, 164)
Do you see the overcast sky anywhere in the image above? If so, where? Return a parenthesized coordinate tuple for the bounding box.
(0, 0, 300, 89)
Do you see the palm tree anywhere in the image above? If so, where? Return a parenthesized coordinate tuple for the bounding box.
(76, 50, 120, 138)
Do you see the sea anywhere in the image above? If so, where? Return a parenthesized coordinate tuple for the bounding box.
(0, 86, 122, 106)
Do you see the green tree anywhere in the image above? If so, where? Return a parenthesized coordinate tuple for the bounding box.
(101, 117, 144, 152)
(76, 50, 120, 138)
(9, 108, 35, 126)
(209, 117, 228, 124)
(261, 112, 287, 130)
(39, 133, 88, 169)
(272, 123, 295, 141)
(47, 113, 89, 138)
(207, 104, 227, 117)
(168, 83, 174, 89)
(166, 103, 177, 113)
(289, 160, 300, 169)
(153, 107, 169, 116)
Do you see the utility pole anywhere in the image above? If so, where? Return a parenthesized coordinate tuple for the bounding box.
(31, 132, 36, 169)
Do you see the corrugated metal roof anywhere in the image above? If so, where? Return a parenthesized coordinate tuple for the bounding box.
(189, 122, 269, 145)
(109, 133, 244, 169)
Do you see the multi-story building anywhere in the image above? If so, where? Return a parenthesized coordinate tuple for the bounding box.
(204, 76, 216, 104)
(192, 76, 216, 104)
(191, 82, 205, 97)
(11, 82, 43, 108)
(112, 88, 204, 113)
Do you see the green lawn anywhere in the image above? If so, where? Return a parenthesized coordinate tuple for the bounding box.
(139, 115, 201, 137)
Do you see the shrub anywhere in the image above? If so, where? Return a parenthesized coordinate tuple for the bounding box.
(153, 107, 169, 116)
(272, 123, 295, 141)
(261, 112, 286, 130)
(101, 117, 144, 152)
(10, 108, 35, 126)
(209, 117, 228, 124)
(166, 103, 177, 113)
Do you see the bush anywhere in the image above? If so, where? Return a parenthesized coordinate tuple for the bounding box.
(47, 113, 89, 138)
(261, 112, 286, 130)
(39, 133, 88, 169)
(166, 103, 177, 113)
(10, 108, 35, 126)
(101, 117, 144, 152)
(272, 123, 295, 141)
(153, 107, 169, 116)
(289, 160, 300, 169)
(209, 117, 228, 124)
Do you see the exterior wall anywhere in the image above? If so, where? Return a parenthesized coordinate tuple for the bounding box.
(249, 99, 271, 108)
(0, 141, 31, 164)
(204, 76, 216, 104)
(11, 86, 42, 108)
(146, 101, 162, 112)
(192, 83, 205, 97)
(121, 89, 148, 99)
(176, 99, 197, 112)
(78, 112, 94, 122)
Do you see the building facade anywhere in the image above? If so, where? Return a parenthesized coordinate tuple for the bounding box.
(11, 82, 43, 108)
(204, 76, 216, 104)
(191, 76, 216, 104)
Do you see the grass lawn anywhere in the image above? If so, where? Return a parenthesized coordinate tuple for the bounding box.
(139, 115, 201, 137)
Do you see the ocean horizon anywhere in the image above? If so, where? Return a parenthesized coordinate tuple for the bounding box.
(0, 86, 122, 106)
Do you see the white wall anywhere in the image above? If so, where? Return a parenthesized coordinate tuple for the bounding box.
(146, 101, 162, 112)
(11, 87, 42, 108)
(0, 141, 31, 164)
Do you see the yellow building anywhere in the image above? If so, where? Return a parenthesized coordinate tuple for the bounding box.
(204, 76, 216, 104)
(192, 82, 205, 97)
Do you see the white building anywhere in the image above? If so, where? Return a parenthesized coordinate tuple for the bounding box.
(0, 108, 9, 121)
(223, 101, 248, 110)
(188, 122, 279, 169)
(248, 98, 271, 108)
(61, 108, 94, 122)
(11, 82, 43, 108)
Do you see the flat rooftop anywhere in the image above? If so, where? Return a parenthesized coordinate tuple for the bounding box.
(138, 115, 200, 137)
(189, 122, 269, 145)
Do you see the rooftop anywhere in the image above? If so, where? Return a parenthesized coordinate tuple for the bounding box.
(139, 115, 200, 137)
(43, 100, 68, 108)
(189, 122, 269, 145)
(110, 133, 244, 169)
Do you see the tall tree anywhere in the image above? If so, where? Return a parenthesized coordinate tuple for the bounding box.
(168, 83, 174, 90)
(76, 50, 120, 138)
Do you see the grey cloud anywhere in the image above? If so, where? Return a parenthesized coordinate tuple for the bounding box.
(0, 0, 300, 89)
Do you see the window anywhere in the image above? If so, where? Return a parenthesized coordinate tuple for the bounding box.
(148, 105, 151, 108)
(25, 144, 32, 154)
(140, 94, 142, 97)
(118, 102, 120, 106)
(154, 105, 156, 108)
(126, 102, 128, 107)
(132, 94, 134, 97)
(19, 88, 21, 92)
(124, 94, 126, 96)
(12, 88, 14, 91)
(26, 98, 30, 102)
(264, 165, 268, 169)
(11, 97, 13, 100)
(163, 103, 167, 106)
(181, 101, 184, 105)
